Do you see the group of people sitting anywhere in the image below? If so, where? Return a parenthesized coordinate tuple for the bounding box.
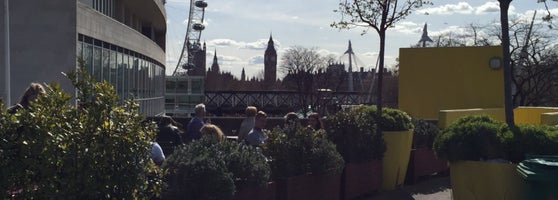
(152, 104, 325, 165)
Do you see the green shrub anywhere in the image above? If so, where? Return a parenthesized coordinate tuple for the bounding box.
(505, 124, 558, 163)
(352, 105, 413, 131)
(325, 107, 385, 163)
(411, 118, 440, 149)
(162, 138, 270, 200)
(0, 67, 160, 199)
(262, 127, 344, 180)
(433, 115, 511, 162)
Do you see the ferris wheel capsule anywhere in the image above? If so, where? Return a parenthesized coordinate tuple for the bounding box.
(193, 23, 205, 31)
(195, 1, 208, 8)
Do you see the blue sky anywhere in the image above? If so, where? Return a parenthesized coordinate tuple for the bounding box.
(164, 1, 554, 78)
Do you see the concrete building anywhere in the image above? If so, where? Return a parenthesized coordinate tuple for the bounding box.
(1, 0, 166, 116)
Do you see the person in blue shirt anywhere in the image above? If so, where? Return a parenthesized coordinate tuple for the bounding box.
(184, 103, 206, 143)
(246, 111, 268, 147)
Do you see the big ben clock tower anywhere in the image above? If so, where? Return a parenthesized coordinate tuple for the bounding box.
(264, 34, 277, 90)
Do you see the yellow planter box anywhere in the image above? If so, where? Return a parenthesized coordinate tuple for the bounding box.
(450, 161, 524, 200)
(382, 130, 413, 190)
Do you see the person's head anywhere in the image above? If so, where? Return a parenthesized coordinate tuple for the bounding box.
(245, 106, 257, 117)
(194, 103, 206, 118)
(284, 112, 299, 126)
(255, 111, 267, 129)
(200, 124, 225, 142)
(158, 115, 173, 127)
(19, 82, 46, 108)
(307, 112, 323, 129)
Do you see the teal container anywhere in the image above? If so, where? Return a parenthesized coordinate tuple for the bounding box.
(516, 155, 558, 200)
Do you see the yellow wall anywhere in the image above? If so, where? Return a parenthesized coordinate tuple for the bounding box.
(514, 106, 558, 125)
(399, 46, 504, 120)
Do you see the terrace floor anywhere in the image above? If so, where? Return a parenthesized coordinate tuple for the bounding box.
(360, 176, 451, 200)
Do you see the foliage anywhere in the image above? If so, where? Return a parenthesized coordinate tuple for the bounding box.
(434, 115, 558, 163)
(505, 124, 558, 163)
(0, 66, 160, 199)
(162, 138, 270, 200)
(325, 107, 385, 163)
(353, 105, 413, 131)
(262, 127, 344, 180)
(433, 115, 511, 162)
(411, 118, 440, 149)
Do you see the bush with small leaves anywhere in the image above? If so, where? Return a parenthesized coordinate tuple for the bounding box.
(162, 137, 270, 200)
(262, 127, 344, 180)
(0, 65, 160, 199)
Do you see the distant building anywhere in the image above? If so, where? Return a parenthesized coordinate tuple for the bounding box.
(164, 42, 207, 117)
(0, 0, 167, 116)
(264, 34, 277, 90)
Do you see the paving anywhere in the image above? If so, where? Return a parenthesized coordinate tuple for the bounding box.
(358, 176, 452, 200)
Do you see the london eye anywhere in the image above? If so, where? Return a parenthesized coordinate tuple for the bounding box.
(172, 0, 208, 76)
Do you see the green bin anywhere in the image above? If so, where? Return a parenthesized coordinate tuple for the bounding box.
(516, 155, 558, 200)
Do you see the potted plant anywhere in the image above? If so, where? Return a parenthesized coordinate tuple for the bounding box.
(325, 106, 384, 199)
(433, 115, 524, 200)
(262, 126, 344, 200)
(358, 105, 414, 190)
(405, 118, 448, 184)
(162, 138, 271, 200)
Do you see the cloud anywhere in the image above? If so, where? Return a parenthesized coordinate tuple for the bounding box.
(207, 39, 240, 47)
(206, 38, 282, 50)
(418, 2, 474, 15)
(248, 56, 264, 65)
(475, 2, 500, 14)
(391, 21, 422, 34)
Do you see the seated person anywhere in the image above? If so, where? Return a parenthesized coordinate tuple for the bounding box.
(200, 124, 225, 142)
(246, 111, 268, 147)
(156, 115, 183, 156)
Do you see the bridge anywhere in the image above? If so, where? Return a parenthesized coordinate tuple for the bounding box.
(204, 90, 371, 116)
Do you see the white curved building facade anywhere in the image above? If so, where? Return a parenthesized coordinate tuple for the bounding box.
(1, 0, 166, 116)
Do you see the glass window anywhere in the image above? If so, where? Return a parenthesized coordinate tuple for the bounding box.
(77, 41, 83, 60)
(176, 80, 188, 93)
(102, 48, 109, 82)
(122, 54, 129, 99)
(109, 50, 116, 87)
(114, 51, 122, 95)
(132, 58, 139, 97)
(191, 79, 203, 94)
(93, 46, 102, 82)
(83, 44, 92, 71)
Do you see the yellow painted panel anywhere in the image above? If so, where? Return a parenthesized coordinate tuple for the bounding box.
(382, 130, 413, 190)
(450, 161, 524, 200)
(541, 112, 558, 126)
(399, 46, 504, 120)
(514, 106, 558, 125)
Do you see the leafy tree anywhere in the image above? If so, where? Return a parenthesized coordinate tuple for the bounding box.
(331, 0, 431, 130)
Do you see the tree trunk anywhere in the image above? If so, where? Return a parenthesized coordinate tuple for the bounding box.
(499, 0, 515, 126)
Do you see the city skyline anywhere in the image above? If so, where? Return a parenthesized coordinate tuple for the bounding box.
(165, 0, 554, 79)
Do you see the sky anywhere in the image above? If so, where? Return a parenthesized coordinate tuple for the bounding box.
(164, 0, 555, 79)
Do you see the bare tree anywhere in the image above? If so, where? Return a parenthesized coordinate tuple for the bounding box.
(280, 46, 330, 116)
(331, 0, 431, 124)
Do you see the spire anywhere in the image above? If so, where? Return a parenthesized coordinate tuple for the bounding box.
(211, 49, 220, 73)
(344, 40, 354, 54)
(418, 23, 433, 47)
(241, 67, 246, 81)
(266, 33, 276, 53)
